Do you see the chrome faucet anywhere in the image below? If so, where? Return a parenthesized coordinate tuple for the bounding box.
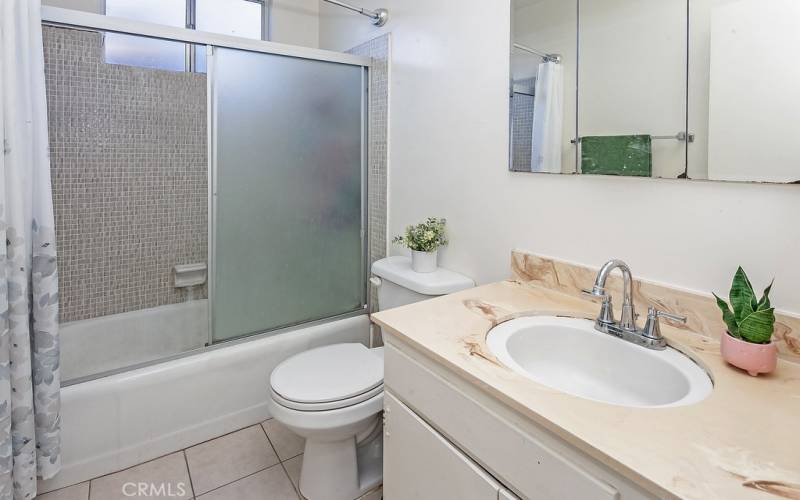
(583, 259, 686, 350)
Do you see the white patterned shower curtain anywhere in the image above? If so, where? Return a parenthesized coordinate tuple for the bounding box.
(0, 0, 62, 498)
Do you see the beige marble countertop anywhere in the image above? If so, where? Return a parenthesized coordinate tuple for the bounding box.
(372, 280, 800, 500)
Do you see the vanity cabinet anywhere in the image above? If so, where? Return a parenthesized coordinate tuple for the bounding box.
(383, 337, 657, 500)
(384, 392, 519, 500)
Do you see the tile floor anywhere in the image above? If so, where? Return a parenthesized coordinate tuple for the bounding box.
(39, 419, 382, 500)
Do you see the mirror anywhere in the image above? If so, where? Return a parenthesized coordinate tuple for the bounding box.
(510, 0, 800, 184)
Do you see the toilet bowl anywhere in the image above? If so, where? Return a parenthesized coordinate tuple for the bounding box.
(267, 343, 384, 500)
(267, 257, 474, 500)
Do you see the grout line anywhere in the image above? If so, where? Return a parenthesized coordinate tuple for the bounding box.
(258, 420, 281, 460)
(186, 421, 270, 453)
(193, 462, 285, 498)
(182, 450, 196, 499)
(278, 461, 301, 500)
(38, 481, 91, 500)
(79, 421, 267, 492)
(282, 451, 302, 462)
(278, 456, 303, 499)
(190, 423, 281, 497)
(260, 422, 303, 499)
(85, 449, 183, 482)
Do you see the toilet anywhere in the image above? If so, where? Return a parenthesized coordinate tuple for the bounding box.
(266, 256, 474, 500)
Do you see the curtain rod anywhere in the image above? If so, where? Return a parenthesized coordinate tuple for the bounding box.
(513, 43, 562, 64)
(322, 0, 388, 26)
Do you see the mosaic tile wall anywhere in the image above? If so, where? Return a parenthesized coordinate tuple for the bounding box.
(43, 26, 208, 323)
(348, 34, 390, 308)
(510, 78, 535, 172)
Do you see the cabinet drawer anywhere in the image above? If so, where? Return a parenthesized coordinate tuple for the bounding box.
(384, 340, 652, 499)
(384, 392, 503, 499)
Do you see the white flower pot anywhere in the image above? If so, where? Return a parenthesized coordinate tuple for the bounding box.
(411, 250, 438, 273)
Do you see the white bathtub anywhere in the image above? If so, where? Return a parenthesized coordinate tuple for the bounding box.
(40, 313, 370, 493)
(61, 300, 209, 381)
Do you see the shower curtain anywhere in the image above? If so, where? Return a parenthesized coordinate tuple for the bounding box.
(0, 0, 62, 497)
(531, 61, 564, 173)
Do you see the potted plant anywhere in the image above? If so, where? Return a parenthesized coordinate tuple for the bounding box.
(393, 217, 448, 273)
(713, 267, 777, 376)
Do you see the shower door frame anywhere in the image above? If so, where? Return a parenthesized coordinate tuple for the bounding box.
(206, 46, 371, 346)
(42, 6, 372, 382)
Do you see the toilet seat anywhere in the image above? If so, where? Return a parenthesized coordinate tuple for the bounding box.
(270, 344, 384, 412)
(270, 383, 384, 411)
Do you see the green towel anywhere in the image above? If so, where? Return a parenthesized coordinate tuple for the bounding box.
(580, 135, 652, 177)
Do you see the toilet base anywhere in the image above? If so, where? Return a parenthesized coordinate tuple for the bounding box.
(299, 418, 383, 500)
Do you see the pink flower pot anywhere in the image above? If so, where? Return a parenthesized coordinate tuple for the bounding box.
(720, 331, 777, 376)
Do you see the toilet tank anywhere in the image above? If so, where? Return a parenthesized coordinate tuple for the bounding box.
(370, 257, 474, 310)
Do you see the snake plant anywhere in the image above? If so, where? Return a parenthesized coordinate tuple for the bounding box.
(713, 267, 775, 344)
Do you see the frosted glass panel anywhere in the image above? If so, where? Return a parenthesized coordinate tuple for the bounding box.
(212, 48, 365, 342)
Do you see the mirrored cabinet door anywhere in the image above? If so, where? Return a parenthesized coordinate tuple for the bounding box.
(578, 0, 687, 179)
(510, 0, 577, 174)
(691, 0, 800, 183)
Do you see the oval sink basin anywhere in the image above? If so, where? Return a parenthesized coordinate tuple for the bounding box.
(486, 316, 712, 408)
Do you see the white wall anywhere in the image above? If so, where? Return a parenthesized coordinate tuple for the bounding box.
(270, 0, 319, 48)
(42, 0, 320, 48)
(318, 0, 800, 314)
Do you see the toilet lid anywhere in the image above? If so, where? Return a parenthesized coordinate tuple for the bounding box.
(270, 344, 384, 404)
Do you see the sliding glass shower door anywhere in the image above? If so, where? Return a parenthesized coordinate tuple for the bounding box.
(210, 47, 367, 342)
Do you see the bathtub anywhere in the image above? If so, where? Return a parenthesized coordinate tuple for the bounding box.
(60, 300, 209, 382)
(40, 312, 370, 493)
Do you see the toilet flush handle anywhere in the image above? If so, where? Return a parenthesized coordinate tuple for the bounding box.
(369, 277, 381, 288)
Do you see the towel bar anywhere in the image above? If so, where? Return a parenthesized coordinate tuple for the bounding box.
(571, 132, 695, 144)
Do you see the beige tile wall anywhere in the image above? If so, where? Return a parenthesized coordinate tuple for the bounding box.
(43, 26, 208, 323)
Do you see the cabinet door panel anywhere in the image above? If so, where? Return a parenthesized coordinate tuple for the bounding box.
(385, 342, 637, 499)
(384, 392, 501, 500)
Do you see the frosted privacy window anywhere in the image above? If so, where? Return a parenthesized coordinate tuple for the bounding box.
(105, 0, 265, 72)
(105, 0, 186, 71)
(195, 0, 264, 73)
(196, 0, 263, 38)
(212, 47, 366, 342)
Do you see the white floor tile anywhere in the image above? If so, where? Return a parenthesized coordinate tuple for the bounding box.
(185, 425, 279, 495)
(262, 419, 305, 461)
(197, 464, 298, 500)
(37, 482, 89, 500)
(89, 452, 192, 500)
(282, 454, 303, 492)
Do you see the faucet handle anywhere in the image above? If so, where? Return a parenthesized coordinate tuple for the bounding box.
(642, 307, 686, 341)
(581, 286, 609, 302)
(651, 307, 687, 324)
(582, 288, 615, 326)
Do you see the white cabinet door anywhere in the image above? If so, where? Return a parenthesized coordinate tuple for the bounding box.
(384, 392, 502, 500)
